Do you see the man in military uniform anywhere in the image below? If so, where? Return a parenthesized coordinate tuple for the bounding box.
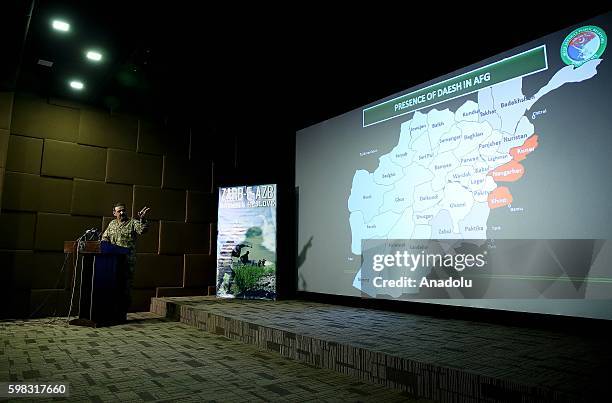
(102, 202, 150, 315)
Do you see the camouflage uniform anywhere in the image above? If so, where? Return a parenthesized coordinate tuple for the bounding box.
(101, 218, 148, 311)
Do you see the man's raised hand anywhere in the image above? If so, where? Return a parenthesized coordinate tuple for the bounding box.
(138, 206, 150, 219)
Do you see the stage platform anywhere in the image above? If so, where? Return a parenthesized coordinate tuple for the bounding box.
(151, 297, 610, 403)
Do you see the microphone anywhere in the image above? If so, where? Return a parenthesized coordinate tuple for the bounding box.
(82, 228, 99, 240)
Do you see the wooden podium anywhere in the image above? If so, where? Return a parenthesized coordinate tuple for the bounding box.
(64, 240, 130, 327)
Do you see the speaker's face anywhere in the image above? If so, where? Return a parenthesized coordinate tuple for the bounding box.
(113, 206, 127, 221)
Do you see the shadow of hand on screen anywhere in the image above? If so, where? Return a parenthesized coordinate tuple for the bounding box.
(297, 236, 313, 269)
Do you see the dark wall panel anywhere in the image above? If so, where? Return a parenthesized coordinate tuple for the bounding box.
(183, 254, 216, 288)
(6, 135, 43, 174)
(29, 289, 70, 317)
(79, 109, 137, 150)
(136, 220, 160, 253)
(186, 190, 217, 223)
(71, 179, 133, 217)
(2, 251, 68, 289)
(0, 129, 8, 168)
(2, 172, 73, 213)
(42, 139, 107, 180)
(0, 92, 13, 130)
(133, 186, 185, 221)
(129, 288, 156, 312)
(0, 168, 4, 211)
(0, 211, 36, 249)
(106, 148, 162, 186)
(11, 95, 79, 141)
(132, 253, 183, 288)
(159, 221, 210, 254)
(162, 157, 212, 191)
(35, 213, 101, 251)
(137, 120, 189, 158)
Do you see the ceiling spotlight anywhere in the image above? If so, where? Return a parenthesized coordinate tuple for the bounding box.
(86, 51, 102, 62)
(70, 81, 84, 90)
(52, 20, 70, 32)
(37, 59, 53, 67)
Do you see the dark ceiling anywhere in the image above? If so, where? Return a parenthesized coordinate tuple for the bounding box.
(3, 1, 610, 133)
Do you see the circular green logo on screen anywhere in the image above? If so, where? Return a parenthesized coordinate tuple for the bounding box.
(561, 25, 607, 67)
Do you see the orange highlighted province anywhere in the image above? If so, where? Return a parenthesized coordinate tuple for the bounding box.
(510, 134, 539, 161)
(488, 159, 524, 182)
(488, 186, 513, 209)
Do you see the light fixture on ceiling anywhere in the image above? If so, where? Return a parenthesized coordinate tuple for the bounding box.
(86, 50, 103, 62)
(52, 20, 70, 32)
(70, 80, 84, 90)
(37, 59, 53, 67)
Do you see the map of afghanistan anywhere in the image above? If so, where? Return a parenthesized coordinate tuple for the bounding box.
(348, 57, 602, 262)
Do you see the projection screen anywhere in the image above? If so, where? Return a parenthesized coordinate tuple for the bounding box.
(296, 12, 612, 319)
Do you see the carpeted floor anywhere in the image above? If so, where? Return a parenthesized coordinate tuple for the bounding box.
(1, 312, 429, 402)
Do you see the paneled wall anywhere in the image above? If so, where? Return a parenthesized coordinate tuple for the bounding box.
(0, 93, 225, 318)
(0, 92, 13, 211)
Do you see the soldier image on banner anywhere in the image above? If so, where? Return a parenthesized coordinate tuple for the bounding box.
(216, 185, 277, 300)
